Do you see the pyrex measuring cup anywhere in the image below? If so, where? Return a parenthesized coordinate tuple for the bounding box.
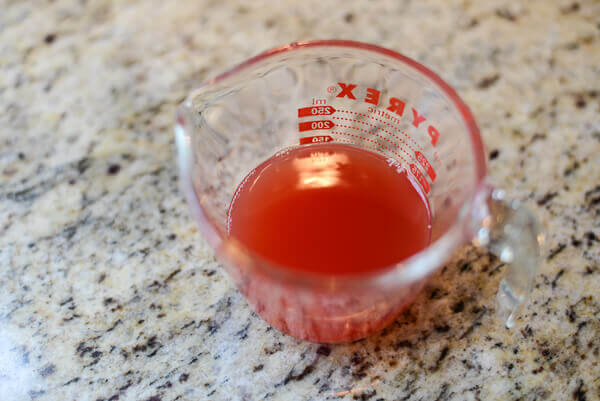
(175, 40, 542, 343)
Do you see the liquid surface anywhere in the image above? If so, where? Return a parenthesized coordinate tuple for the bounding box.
(227, 143, 431, 275)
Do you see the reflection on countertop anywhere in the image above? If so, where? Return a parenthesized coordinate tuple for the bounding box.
(1, 0, 599, 400)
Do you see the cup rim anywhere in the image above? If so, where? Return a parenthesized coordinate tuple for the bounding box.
(178, 40, 488, 288)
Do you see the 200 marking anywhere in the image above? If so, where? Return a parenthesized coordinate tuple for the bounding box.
(312, 121, 332, 129)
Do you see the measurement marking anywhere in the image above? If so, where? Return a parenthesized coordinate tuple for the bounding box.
(333, 116, 413, 159)
(334, 121, 413, 161)
(300, 135, 333, 145)
(337, 109, 423, 151)
(330, 130, 408, 165)
(335, 114, 417, 153)
(409, 163, 431, 194)
(298, 120, 334, 132)
(298, 106, 336, 117)
(415, 150, 436, 181)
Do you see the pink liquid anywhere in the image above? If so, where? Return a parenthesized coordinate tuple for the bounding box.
(228, 143, 431, 275)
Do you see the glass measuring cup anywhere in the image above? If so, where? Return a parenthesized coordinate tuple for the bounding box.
(175, 40, 542, 343)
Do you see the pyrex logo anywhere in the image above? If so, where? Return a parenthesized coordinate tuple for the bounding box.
(334, 82, 440, 147)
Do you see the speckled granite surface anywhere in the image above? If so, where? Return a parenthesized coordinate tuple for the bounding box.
(1, 1, 599, 400)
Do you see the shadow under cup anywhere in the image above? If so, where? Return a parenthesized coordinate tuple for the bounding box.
(176, 41, 489, 343)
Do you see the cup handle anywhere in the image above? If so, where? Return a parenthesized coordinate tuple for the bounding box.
(471, 186, 543, 328)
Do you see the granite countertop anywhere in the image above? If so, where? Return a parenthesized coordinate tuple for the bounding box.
(1, 1, 599, 400)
